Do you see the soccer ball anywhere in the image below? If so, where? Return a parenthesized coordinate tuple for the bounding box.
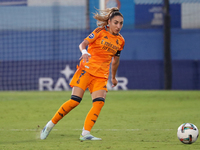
(177, 123, 199, 144)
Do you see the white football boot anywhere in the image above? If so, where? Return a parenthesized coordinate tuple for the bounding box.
(79, 133, 102, 141)
(40, 120, 55, 140)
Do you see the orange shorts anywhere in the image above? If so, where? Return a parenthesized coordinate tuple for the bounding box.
(70, 68, 108, 93)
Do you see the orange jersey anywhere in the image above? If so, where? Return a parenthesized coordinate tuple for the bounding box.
(79, 27, 125, 78)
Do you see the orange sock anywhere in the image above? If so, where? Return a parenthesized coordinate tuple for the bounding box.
(51, 99, 80, 124)
(84, 99, 105, 131)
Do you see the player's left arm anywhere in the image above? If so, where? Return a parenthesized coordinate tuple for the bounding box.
(111, 55, 120, 87)
(111, 37, 125, 87)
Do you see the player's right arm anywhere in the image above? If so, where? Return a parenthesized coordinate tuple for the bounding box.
(79, 27, 104, 62)
(79, 39, 90, 63)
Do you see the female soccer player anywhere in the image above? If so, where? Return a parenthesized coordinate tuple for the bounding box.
(40, 7, 125, 141)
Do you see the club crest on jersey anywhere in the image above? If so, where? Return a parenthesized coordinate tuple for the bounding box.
(116, 39, 119, 44)
(89, 33, 94, 39)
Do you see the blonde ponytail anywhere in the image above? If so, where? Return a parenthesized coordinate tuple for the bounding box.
(93, 7, 123, 27)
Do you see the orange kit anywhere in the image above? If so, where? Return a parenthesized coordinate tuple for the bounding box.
(70, 27, 125, 92)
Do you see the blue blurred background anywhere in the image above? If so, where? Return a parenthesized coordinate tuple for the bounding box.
(0, 0, 200, 90)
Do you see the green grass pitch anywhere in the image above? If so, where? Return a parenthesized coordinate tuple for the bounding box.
(0, 90, 200, 150)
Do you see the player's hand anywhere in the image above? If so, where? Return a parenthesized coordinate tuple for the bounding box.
(80, 49, 91, 62)
(111, 78, 118, 87)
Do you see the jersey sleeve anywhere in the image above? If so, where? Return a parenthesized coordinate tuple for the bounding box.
(115, 38, 125, 56)
(85, 27, 104, 43)
(119, 36, 125, 51)
(115, 50, 121, 56)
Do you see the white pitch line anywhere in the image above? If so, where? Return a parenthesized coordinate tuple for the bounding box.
(0, 128, 174, 132)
